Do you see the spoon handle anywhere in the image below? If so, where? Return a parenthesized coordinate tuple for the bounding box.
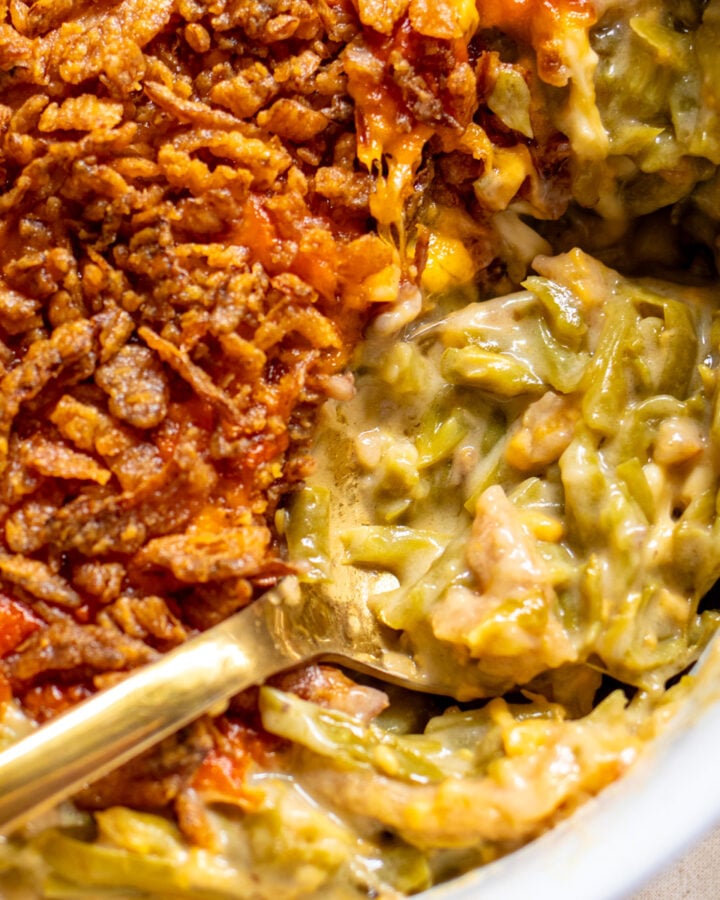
(0, 585, 302, 836)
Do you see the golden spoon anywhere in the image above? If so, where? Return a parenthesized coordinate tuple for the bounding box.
(0, 411, 453, 837)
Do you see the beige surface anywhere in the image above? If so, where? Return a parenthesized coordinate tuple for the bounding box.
(632, 823, 720, 899)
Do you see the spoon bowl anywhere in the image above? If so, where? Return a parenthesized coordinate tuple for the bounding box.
(0, 417, 455, 838)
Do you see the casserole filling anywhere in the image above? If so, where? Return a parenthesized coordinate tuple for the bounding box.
(0, 0, 718, 896)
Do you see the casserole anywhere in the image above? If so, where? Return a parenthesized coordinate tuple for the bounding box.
(0, 0, 718, 896)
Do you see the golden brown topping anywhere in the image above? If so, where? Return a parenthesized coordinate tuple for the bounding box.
(0, 0, 395, 722)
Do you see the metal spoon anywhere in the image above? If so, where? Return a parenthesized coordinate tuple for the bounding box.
(0, 408, 454, 837)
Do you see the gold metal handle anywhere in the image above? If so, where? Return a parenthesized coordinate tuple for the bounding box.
(0, 588, 300, 836)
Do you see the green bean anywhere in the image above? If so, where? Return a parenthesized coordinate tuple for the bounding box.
(463, 428, 513, 512)
(440, 346, 544, 396)
(487, 67, 534, 138)
(616, 458, 656, 522)
(581, 300, 637, 435)
(415, 391, 469, 468)
(523, 276, 587, 346)
(535, 317, 589, 393)
(259, 687, 476, 782)
(656, 295, 698, 397)
(341, 526, 447, 582)
(285, 485, 331, 582)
